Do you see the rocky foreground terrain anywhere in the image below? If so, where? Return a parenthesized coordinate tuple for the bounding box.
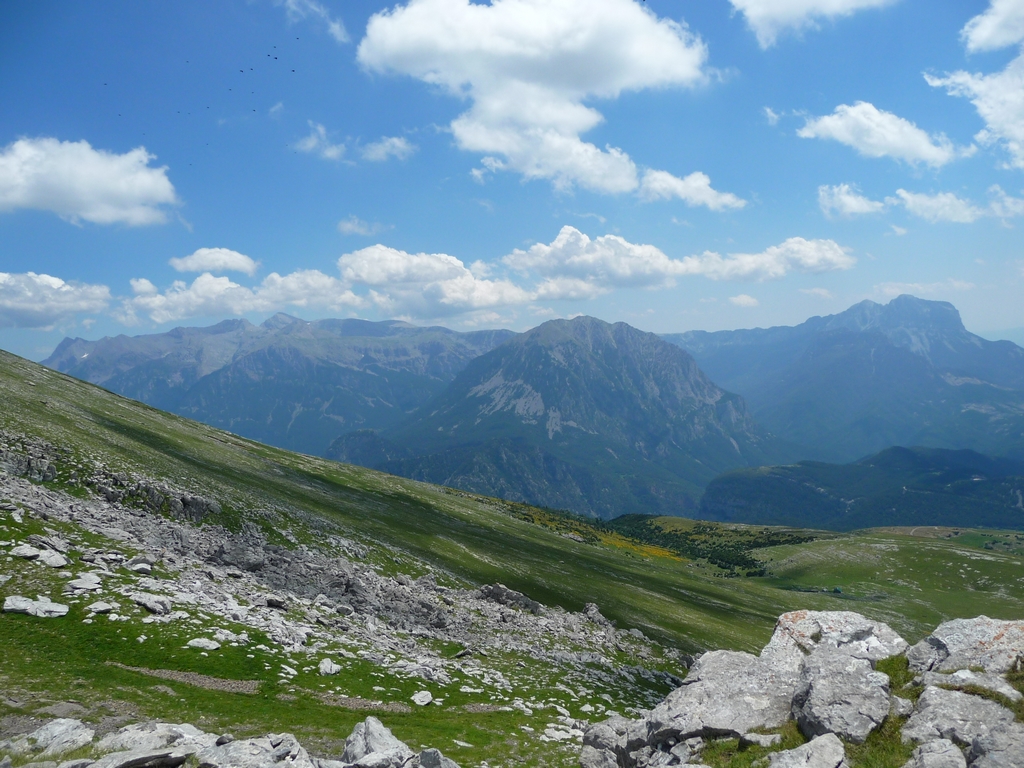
(581, 611, 1024, 767)
(3, 427, 1024, 767)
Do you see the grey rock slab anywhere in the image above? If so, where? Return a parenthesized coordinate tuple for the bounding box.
(96, 722, 214, 754)
(768, 733, 846, 768)
(741, 733, 783, 747)
(967, 724, 1024, 768)
(892, 696, 916, 718)
(195, 734, 315, 768)
(900, 739, 966, 768)
(318, 658, 341, 676)
(918, 670, 1022, 703)
(67, 574, 102, 592)
(132, 593, 172, 615)
(794, 649, 890, 743)
(57, 760, 95, 768)
(10, 544, 41, 559)
(185, 638, 221, 651)
(29, 719, 95, 757)
(907, 617, 1024, 674)
(647, 649, 802, 742)
(340, 717, 413, 765)
(411, 691, 433, 706)
(89, 748, 192, 768)
(86, 601, 113, 615)
(38, 551, 69, 568)
(578, 745, 617, 768)
(902, 686, 1015, 747)
(764, 610, 908, 666)
(3, 595, 69, 618)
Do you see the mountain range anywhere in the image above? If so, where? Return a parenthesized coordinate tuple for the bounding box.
(665, 295, 1024, 463)
(43, 315, 513, 455)
(328, 316, 781, 518)
(42, 294, 1024, 524)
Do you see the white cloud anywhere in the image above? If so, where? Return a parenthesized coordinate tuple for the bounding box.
(169, 248, 259, 276)
(798, 101, 970, 167)
(764, 106, 781, 125)
(926, 52, 1024, 170)
(818, 183, 885, 217)
(339, 245, 531, 317)
(338, 215, 390, 236)
(729, 294, 759, 307)
(278, 0, 349, 43)
(800, 287, 834, 299)
(728, 0, 897, 48)
(295, 122, 345, 160)
(0, 272, 111, 329)
(357, 0, 712, 196)
(889, 189, 985, 223)
(361, 136, 417, 162)
(269, 102, 284, 117)
(874, 279, 975, 299)
(0, 137, 177, 226)
(639, 170, 747, 211)
(989, 185, 1024, 218)
(123, 270, 362, 324)
(504, 226, 854, 286)
(961, 0, 1024, 52)
(891, 224, 907, 235)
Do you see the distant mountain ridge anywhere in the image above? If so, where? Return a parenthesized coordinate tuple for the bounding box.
(664, 295, 1024, 463)
(45, 315, 515, 455)
(329, 316, 785, 518)
(699, 445, 1024, 531)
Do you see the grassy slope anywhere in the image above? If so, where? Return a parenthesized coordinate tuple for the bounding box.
(5, 350, 1024, 649)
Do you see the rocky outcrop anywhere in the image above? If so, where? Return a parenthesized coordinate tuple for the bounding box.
(0, 716, 458, 768)
(579, 611, 1024, 768)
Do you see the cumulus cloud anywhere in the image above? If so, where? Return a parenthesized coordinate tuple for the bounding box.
(357, 0, 728, 200)
(0, 272, 111, 329)
(123, 271, 362, 324)
(169, 248, 259, 276)
(961, 0, 1024, 52)
(798, 101, 971, 167)
(505, 226, 854, 287)
(889, 190, 985, 223)
(764, 107, 781, 125)
(338, 215, 390, 236)
(295, 122, 345, 160)
(278, 0, 349, 43)
(339, 244, 531, 317)
(639, 170, 747, 211)
(926, 52, 1024, 170)
(729, 294, 759, 307)
(0, 137, 177, 225)
(818, 183, 885, 217)
(362, 136, 417, 162)
(729, 0, 897, 48)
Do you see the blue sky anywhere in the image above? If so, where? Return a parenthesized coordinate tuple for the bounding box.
(2, 0, 1023, 359)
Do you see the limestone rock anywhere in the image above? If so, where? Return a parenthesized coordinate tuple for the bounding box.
(918, 669, 1022, 703)
(67, 573, 101, 591)
(3, 595, 69, 618)
(10, 544, 41, 559)
(901, 739, 966, 768)
(340, 717, 414, 765)
(764, 610, 908, 666)
(967, 724, 1024, 768)
(579, 744, 618, 768)
(768, 733, 846, 768)
(186, 638, 221, 651)
(647, 649, 802, 743)
(38, 550, 69, 568)
(96, 722, 214, 753)
(32, 719, 95, 757)
(412, 691, 433, 706)
(741, 733, 782, 747)
(318, 658, 341, 676)
(195, 733, 315, 768)
(793, 649, 890, 743)
(419, 748, 461, 768)
(133, 593, 172, 615)
(907, 617, 1024, 674)
(902, 686, 1015, 746)
(86, 601, 114, 614)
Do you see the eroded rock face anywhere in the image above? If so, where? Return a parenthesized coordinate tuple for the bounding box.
(902, 739, 967, 768)
(793, 649, 890, 744)
(764, 610, 909, 666)
(907, 617, 1024, 674)
(2, 595, 69, 618)
(767, 733, 846, 768)
(902, 686, 1016, 747)
(647, 649, 802, 743)
(968, 725, 1024, 768)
